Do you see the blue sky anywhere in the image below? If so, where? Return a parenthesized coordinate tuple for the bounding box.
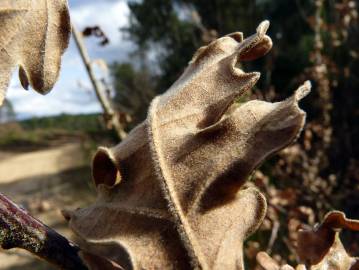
(7, 0, 133, 119)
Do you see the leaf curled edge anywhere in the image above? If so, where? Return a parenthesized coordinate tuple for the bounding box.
(69, 21, 312, 270)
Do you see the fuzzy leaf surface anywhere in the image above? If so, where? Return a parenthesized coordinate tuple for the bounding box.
(0, 0, 70, 104)
(68, 21, 311, 270)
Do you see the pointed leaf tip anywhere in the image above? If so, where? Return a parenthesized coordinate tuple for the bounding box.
(256, 20, 270, 37)
(322, 211, 359, 231)
(295, 80, 311, 101)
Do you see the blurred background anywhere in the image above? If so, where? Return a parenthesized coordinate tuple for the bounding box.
(0, 0, 358, 269)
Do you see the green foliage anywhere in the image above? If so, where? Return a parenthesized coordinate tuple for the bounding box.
(122, 0, 200, 92)
(20, 113, 103, 133)
(0, 99, 16, 123)
(111, 63, 156, 124)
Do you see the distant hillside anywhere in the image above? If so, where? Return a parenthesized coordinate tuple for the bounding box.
(20, 113, 104, 132)
(0, 114, 117, 149)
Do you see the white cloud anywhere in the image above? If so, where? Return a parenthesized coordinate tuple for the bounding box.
(70, 1, 129, 39)
(70, 0, 132, 62)
(7, 77, 102, 118)
(6, 0, 133, 120)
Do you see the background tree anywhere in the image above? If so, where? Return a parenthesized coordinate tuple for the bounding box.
(112, 0, 359, 266)
(0, 99, 15, 124)
(111, 62, 156, 126)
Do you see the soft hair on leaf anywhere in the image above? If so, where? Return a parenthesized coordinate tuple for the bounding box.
(0, 0, 71, 105)
(68, 21, 312, 270)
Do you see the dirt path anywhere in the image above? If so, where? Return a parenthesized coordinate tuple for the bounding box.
(0, 142, 96, 270)
(0, 143, 85, 184)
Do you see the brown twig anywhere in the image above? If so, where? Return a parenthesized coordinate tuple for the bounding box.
(266, 220, 280, 254)
(72, 24, 127, 140)
(0, 193, 88, 270)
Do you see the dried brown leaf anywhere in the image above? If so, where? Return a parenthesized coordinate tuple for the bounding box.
(0, 0, 71, 104)
(259, 211, 359, 270)
(257, 251, 307, 270)
(297, 211, 359, 269)
(310, 233, 357, 270)
(68, 21, 311, 269)
(257, 251, 281, 270)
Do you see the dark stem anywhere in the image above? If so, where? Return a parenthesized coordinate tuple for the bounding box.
(0, 192, 88, 270)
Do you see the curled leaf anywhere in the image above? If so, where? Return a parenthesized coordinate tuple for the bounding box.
(69, 21, 310, 269)
(297, 211, 359, 269)
(258, 211, 359, 270)
(0, 0, 71, 104)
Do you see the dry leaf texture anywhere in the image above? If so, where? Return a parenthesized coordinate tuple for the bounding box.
(0, 0, 71, 105)
(257, 211, 359, 270)
(68, 21, 311, 270)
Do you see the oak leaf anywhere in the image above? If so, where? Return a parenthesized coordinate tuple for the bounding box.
(68, 21, 311, 269)
(0, 0, 71, 105)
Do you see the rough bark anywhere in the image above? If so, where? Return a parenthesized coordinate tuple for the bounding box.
(0, 192, 88, 270)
